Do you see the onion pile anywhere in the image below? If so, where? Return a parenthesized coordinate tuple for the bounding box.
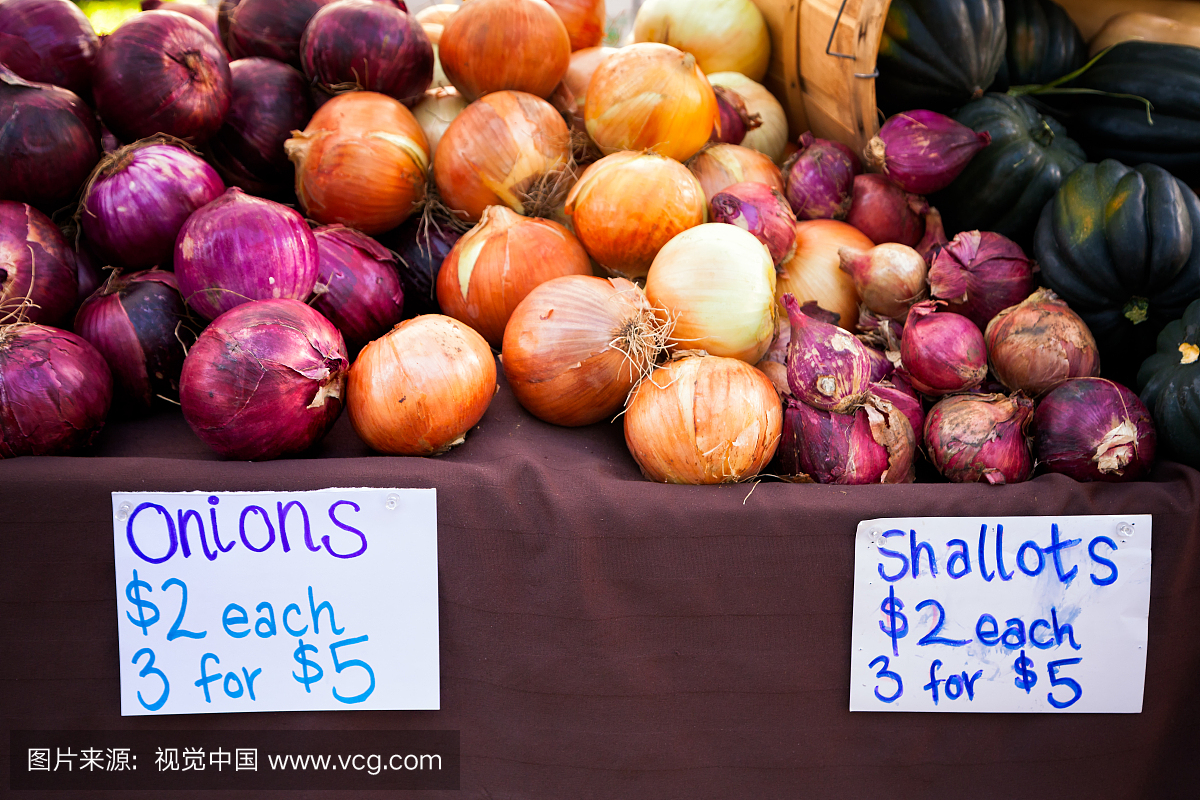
(309, 225, 405, 357)
(0, 0, 98, 98)
(0, 200, 77, 326)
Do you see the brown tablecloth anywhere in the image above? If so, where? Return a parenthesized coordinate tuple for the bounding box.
(3, 366, 1199, 799)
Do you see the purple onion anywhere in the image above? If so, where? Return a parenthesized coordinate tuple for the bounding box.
(300, 0, 432, 104)
(227, 0, 337, 67)
(779, 393, 915, 484)
(929, 230, 1035, 329)
(710, 181, 796, 265)
(925, 393, 1035, 484)
(871, 376, 924, 448)
(179, 298, 348, 460)
(0, 0, 98, 98)
(310, 225, 405, 355)
(1035, 377, 1156, 482)
(73, 242, 104, 314)
(865, 110, 991, 195)
(0, 323, 112, 457)
(175, 188, 320, 321)
(781, 132, 855, 221)
(916, 205, 949, 264)
(0, 66, 99, 213)
(782, 292, 872, 413)
(900, 301, 987, 396)
(845, 174, 927, 247)
(0, 200, 77, 325)
(74, 269, 196, 415)
(206, 58, 312, 198)
(376, 215, 461, 317)
(217, 0, 242, 46)
(80, 140, 225, 271)
(93, 11, 232, 145)
(141, 1, 223, 46)
(710, 85, 760, 145)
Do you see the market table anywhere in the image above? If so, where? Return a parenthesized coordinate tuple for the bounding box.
(3, 363, 1198, 799)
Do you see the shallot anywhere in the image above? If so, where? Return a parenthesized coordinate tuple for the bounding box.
(925, 393, 1035, 484)
(900, 301, 987, 396)
(781, 132, 855, 221)
(838, 243, 927, 321)
(985, 288, 1100, 396)
(1034, 377, 1156, 482)
(864, 110, 991, 195)
(782, 293, 872, 413)
(929, 230, 1035, 329)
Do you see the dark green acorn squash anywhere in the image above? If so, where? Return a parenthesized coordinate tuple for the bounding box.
(1138, 297, 1200, 469)
(1042, 41, 1200, 186)
(875, 0, 1007, 116)
(1035, 159, 1200, 387)
(993, 0, 1087, 88)
(932, 93, 1084, 251)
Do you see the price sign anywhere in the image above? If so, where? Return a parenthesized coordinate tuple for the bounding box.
(111, 488, 439, 716)
(849, 515, 1151, 713)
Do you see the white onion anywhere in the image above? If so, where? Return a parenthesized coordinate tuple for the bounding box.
(412, 86, 467, 157)
(633, 0, 771, 82)
(707, 71, 789, 164)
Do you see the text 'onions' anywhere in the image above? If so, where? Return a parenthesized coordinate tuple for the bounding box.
(1034, 378, 1156, 482)
(925, 393, 1035, 485)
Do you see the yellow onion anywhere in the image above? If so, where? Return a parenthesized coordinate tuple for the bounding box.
(551, 45, 617, 128)
(838, 243, 927, 322)
(439, 0, 570, 102)
(706, 71, 788, 163)
(502, 274, 668, 426)
(412, 86, 466, 158)
(437, 205, 592, 347)
(348, 314, 497, 456)
(544, 0, 605, 51)
(624, 353, 782, 484)
(645, 223, 777, 363)
(585, 42, 717, 162)
(285, 91, 428, 235)
(564, 150, 706, 279)
(776, 220, 869, 330)
(633, 0, 770, 82)
(687, 143, 783, 203)
(434, 90, 571, 223)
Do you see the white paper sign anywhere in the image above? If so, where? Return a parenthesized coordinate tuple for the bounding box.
(849, 515, 1151, 713)
(111, 488, 439, 716)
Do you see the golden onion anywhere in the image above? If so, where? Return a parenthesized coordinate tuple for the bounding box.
(687, 143, 784, 203)
(707, 71, 789, 163)
(633, 0, 771, 82)
(544, 0, 605, 51)
(776, 220, 871, 330)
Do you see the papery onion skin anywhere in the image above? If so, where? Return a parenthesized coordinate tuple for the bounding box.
(839, 243, 927, 321)
(0, 67, 99, 213)
(778, 393, 915, 484)
(1034, 377, 1156, 482)
(174, 188, 320, 321)
(439, 0, 570, 102)
(782, 292, 872, 413)
(545, 0, 604, 51)
(376, 215, 461, 318)
(348, 313, 496, 455)
(92, 11, 232, 145)
(707, 72, 788, 163)
(434, 90, 569, 223)
(0, 323, 112, 457)
(300, 0, 433, 104)
(646, 223, 777, 363)
(710, 181, 796, 265)
(286, 91, 429, 235)
(226, 0, 336, 67)
(845, 174, 926, 248)
(916, 205, 949, 264)
(586, 42, 717, 162)
(872, 376, 924, 448)
(0, 0, 98, 98)
(901, 301, 987, 396)
(502, 274, 665, 426)
(180, 298, 348, 460)
(436, 205, 592, 347)
(73, 269, 194, 415)
(309, 225, 405, 357)
(624, 354, 781, 484)
(80, 141, 225, 272)
(928, 230, 1035, 329)
(206, 57, 312, 198)
(412, 86, 466, 158)
(925, 393, 1035, 485)
(864, 110, 991, 195)
(775, 219, 869, 330)
(687, 142, 783, 204)
(0, 200, 77, 326)
(782, 132, 856, 221)
(633, 0, 770, 82)
(565, 150, 706, 279)
(984, 287, 1101, 396)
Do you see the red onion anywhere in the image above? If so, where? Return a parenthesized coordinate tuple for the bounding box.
(205, 57, 312, 198)
(915, 205, 948, 264)
(0, 67, 99, 214)
(300, 0, 432, 105)
(93, 11, 232, 145)
(141, 0, 223, 45)
(80, 140, 224, 272)
(710, 181, 797, 265)
(376, 216, 462, 318)
(781, 132, 855, 221)
(838, 242, 927, 321)
(0, 201, 77, 325)
(783, 292, 872, 413)
(174, 188, 319, 321)
(929, 230, 1035, 329)
(984, 287, 1101, 396)
(217, 0, 241, 46)
(0, 0, 98, 99)
(1035, 377, 1156, 482)
(711, 85, 761, 145)
(872, 375, 924, 448)
(845, 174, 926, 247)
(900, 301, 987, 396)
(925, 393, 1035, 484)
(310, 225, 405, 356)
(779, 393, 915, 484)
(73, 242, 104, 317)
(179, 298, 348, 460)
(864, 110, 991, 195)
(0, 323, 112, 456)
(227, 0, 337, 67)
(73, 269, 196, 415)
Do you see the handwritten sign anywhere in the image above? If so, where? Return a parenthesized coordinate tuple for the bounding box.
(111, 488, 439, 716)
(849, 515, 1151, 713)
